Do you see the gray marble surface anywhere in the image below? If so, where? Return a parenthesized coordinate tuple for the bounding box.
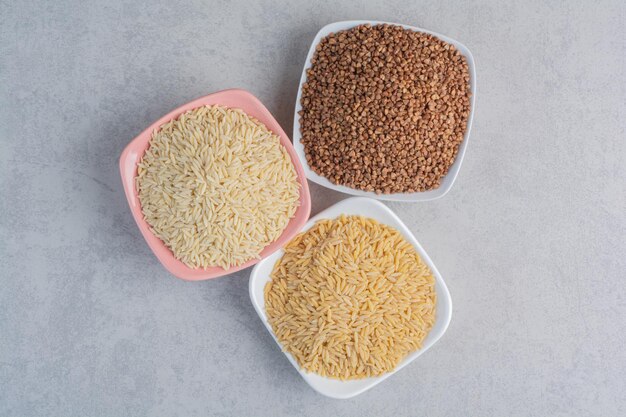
(1, 0, 625, 416)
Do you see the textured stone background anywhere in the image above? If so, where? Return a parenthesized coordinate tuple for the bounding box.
(1, 1, 624, 416)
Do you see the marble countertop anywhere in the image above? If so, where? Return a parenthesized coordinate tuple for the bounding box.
(1, 1, 624, 416)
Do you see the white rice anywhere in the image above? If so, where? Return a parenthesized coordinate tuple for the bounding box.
(136, 105, 300, 269)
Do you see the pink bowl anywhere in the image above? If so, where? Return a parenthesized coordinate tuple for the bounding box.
(119, 89, 312, 281)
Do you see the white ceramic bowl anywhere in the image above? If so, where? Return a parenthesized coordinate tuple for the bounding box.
(249, 197, 452, 399)
(293, 20, 477, 202)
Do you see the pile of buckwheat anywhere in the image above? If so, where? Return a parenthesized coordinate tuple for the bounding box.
(299, 24, 471, 193)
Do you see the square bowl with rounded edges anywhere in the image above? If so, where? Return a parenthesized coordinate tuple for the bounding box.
(292, 20, 476, 202)
(119, 89, 312, 281)
(249, 197, 452, 398)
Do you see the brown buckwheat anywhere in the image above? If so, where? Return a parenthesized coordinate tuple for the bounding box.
(299, 24, 471, 193)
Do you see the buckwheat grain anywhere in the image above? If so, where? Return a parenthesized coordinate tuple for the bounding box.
(299, 24, 471, 193)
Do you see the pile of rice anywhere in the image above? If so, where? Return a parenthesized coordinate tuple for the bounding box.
(264, 215, 436, 380)
(136, 105, 300, 270)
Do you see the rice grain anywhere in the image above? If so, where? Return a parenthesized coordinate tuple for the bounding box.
(264, 215, 436, 379)
(136, 105, 300, 270)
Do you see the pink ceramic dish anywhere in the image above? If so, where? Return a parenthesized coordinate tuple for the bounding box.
(119, 89, 312, 281)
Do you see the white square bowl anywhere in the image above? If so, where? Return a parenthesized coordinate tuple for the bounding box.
(249, 197, 452, 399)
(292, 20, 477, 202)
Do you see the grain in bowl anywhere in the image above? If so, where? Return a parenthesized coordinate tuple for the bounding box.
(136, 105, 300, 270)
(299, 23, 472, 194)
(264, 214, 436, 380)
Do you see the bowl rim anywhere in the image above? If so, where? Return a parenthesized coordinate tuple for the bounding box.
(249, 197, 452, 398)
(292, 20, 477, 202)
(119, 88, 311, 281)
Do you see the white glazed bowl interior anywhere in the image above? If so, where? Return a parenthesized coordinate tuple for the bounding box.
(292, 20, 476, 202)
(249, 197, 452, 399)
